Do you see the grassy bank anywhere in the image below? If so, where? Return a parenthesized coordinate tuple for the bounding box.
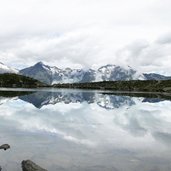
(54, 80, 171, 93)
(0, 73, 47, 88)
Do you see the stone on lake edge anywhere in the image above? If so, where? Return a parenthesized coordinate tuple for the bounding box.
(22, 160, 47, 171)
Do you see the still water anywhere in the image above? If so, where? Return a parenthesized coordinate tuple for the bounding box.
(0, 88, 171, 171)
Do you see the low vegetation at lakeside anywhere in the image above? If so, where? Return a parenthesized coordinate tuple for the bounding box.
(0, 73, 46, 88)
(1, 73, 171, 93)
(54, 80, 171, 92)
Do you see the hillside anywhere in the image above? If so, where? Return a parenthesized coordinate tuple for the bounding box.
(0, 73, 46, 88)
(54, 80, 171, 93)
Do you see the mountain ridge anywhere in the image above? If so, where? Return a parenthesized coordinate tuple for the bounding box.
(19, 62, 171, 85)
(1, 61, 171, 85)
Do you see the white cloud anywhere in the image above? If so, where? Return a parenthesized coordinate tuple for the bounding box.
(116, 34, 171, 75)
(0, 0, 171, 73)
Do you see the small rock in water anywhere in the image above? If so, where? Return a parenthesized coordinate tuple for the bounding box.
(22, 160, 47, 171)
(0, 144, 10, 150)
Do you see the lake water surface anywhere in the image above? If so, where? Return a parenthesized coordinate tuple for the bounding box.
(0, 88, 171, 171)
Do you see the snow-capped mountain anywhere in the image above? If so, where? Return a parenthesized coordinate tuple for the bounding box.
(20, 62, 147, 85)
(0, 62, 18, 74)
(20, 62, 61, 85)
(20, 62, 96, 85)
(96, 64, 145, 81)
(1, 61, 170, 84)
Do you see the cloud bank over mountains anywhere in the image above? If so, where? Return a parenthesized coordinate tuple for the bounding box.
(0, 0, 171, 74)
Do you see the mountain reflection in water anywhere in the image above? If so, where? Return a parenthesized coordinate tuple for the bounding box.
(0, 89, 168, 109)
(0, 89, 171, 171)
(19, 90, 137, 109)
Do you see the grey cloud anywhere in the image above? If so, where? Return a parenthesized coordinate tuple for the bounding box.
(1, 30, 171, 75)
(0, 29, 111, 69)
(153, 132, 171, 146)
(116, 37, 171, 75)
(156, 33, 171, 44)
(1, 31, 171, 75)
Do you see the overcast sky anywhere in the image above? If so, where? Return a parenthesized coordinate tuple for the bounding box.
(0, 0, 171, 75)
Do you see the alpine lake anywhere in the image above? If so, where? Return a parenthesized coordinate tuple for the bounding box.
(0, 88, 171, 171)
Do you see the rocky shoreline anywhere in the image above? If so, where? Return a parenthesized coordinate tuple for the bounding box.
(0, 144, 47, 171)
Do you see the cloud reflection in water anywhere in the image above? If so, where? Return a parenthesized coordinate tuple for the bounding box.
(0, 89, 171, 171)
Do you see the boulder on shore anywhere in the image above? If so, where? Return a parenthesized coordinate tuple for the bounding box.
(0, 144, 10, 150)
(22, 160, 47, 171)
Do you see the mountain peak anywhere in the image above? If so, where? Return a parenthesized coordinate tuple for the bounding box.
(35, 61, 45, 66)
(34, 62, 51, 70)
